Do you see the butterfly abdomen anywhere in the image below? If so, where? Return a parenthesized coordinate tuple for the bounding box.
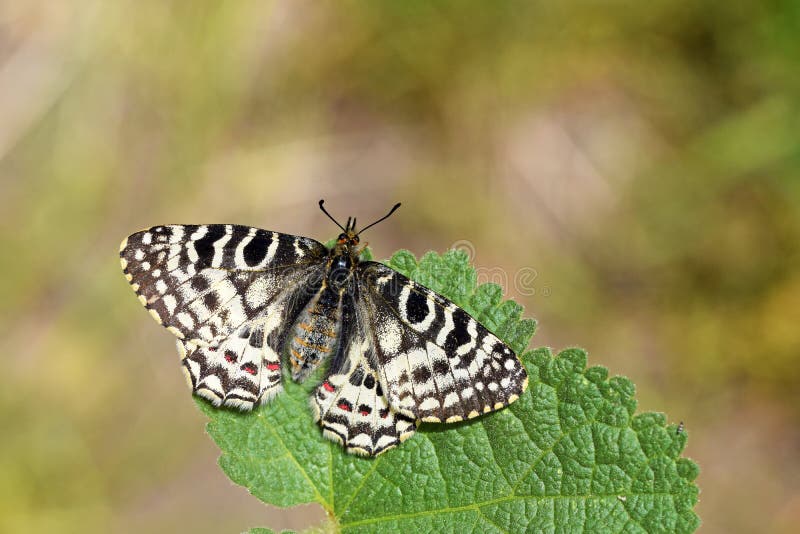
(288, 282, 343, 382)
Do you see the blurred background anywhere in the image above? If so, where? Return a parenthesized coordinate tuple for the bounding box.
(1, 1, 798, 532)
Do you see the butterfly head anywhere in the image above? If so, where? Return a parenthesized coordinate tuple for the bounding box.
(319, 200, 401, 250)
(335, 217, 361, 247)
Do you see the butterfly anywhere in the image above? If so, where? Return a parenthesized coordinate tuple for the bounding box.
(120, 201, 528, 456)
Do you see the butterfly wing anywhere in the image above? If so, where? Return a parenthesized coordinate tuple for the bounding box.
(121, 224, 327, 408)
(121, 224, 326, 344)
(311, 302, 418, 456)
(177, 320, 284, 410)
(358, 261, 528, 423)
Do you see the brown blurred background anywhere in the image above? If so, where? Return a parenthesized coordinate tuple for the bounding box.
(1, 2, 799, 532)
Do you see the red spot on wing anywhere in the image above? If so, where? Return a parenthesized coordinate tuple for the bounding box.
(266, 363, 280, 371)
(337, 401, 352, 412)
(379, 408, 389, 419)
(322, 381, 335, 392)
(241, 363, 257, 375)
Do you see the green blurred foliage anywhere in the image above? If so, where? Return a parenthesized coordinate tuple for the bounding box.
(1, 1, 798, 532)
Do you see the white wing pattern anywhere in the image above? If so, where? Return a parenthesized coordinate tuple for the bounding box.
(121, 223, 528, 456)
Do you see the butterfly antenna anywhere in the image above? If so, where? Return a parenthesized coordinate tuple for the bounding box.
(357, 203, 402, 235)
(318, 199, 347, 232)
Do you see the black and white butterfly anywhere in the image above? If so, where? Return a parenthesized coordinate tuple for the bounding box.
(120, 201, 528, 456)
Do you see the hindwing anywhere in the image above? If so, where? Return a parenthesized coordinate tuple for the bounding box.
(312, 303, 418, 456)
(358, 262, 528, 423)
(178, 321, 284, 410)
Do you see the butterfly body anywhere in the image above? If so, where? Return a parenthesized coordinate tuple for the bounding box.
(288, 281, 344, 381)
(121, 206, 528, 456)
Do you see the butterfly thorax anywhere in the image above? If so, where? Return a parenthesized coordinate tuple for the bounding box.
(326, 247, 357, 292)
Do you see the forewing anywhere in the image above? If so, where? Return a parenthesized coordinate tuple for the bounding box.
(359, 261, 528, 423)
(120, 224, 326, 345)
(311, 312, 418, 456)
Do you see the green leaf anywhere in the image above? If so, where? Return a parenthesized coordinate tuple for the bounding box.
(199, 249, 700, 533)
